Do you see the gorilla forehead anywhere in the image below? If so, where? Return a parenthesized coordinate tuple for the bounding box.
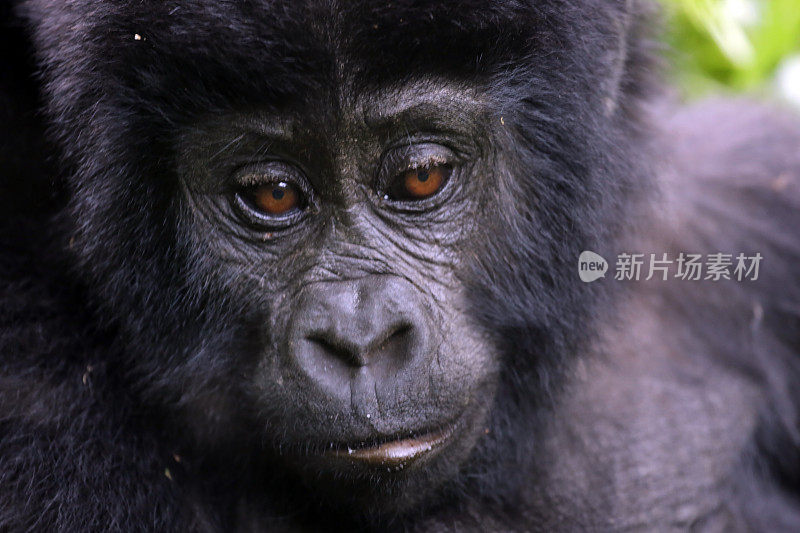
(179, 83, 488, 187)
(118, 0, 537, 85)
(26, 0, 629, 115)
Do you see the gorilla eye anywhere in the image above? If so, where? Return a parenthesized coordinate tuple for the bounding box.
(247, 181, 303, 215)
(232, 163, 312, 228)
(388, 164, 452, 201)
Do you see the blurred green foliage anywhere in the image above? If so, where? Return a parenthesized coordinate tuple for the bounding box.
(662, 0, 800, 97)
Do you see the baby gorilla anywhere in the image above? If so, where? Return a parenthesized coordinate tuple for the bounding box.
(1, 0, 799, 531)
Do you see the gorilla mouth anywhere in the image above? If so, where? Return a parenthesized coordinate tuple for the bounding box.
(327, 426, 454, 469)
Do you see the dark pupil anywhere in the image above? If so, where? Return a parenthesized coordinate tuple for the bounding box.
(272, 185, 285, 200)
(417, 169, 429, 182)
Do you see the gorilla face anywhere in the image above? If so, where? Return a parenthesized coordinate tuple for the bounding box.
(33, 0, 640, 520)
(173, 84, 503, 509)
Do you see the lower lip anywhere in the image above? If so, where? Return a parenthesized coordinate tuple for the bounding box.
(328, 427, 453, 469)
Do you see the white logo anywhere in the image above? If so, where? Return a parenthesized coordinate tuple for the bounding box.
(578, 251, 608, 282)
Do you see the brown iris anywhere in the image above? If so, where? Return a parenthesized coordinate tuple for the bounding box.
(249, 181, 301, 215)
(391, 164, 451, 200)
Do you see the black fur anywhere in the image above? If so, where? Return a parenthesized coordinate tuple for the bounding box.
(1, 1, 799, 531)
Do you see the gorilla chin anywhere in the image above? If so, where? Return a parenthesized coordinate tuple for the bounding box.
(242, 386, 492, 521)
(287, 408, 487, 512)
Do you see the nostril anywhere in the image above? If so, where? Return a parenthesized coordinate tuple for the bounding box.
(303, 322, 415, 370)
(367, 323, 415, 377)
(305, 334, 363, 367)
(373, 323, 412, 354)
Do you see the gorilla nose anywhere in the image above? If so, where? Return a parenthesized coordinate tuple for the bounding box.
(306, 319, 411, 368)
(288, 276, 432, 394)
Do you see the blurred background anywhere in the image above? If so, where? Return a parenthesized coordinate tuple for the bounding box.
(662, 0, 800, 107)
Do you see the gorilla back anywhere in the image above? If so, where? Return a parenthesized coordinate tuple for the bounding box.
(1, 0, 799, 531)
